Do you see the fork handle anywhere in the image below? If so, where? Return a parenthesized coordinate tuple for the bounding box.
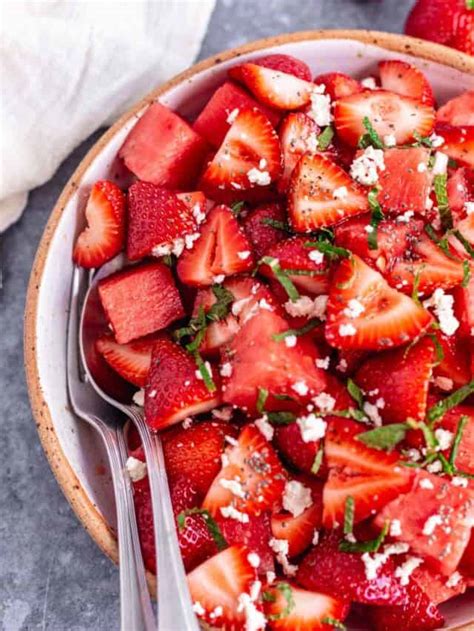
(100, 424, 156, 631)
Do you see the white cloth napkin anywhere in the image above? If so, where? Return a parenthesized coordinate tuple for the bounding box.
(0, 0, 216, 232)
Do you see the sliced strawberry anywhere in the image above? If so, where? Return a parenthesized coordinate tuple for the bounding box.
(432, 329, 472, 390)
(378, 60, 434, 105)
(264, 582, 349, 631)
(449, 213, 474, 259)
(460, 529, 474, 577)
(323, 419, 413, 526)
(333, 90, 435, 147)
(203, 424, 287, 517)
(95, 333, 158, 387)
(217, 512, 275, 574)
(177, 205, 254, 286)
(354, 336, 436, 423)
(297, 531, 408, 605)
(254, 53, 312, 81)
(378, 147, 432, 214)
(176, 190, 210, 216)
(242, 202, 287, 258)
(193, 80, 280, 148)
(222, 309, 328, 414)
(453, 276, 474, 339)
(126, 182, 197, 261)
(411, 564, 466, 605)
(452, 9, 474, 56)
(288, 154, 369, 232)
(274, 421, 322, 476)
(314, 72, 362, 100)
(119, 102, 208, 188)
(187, 545, 259, 629)
(199, 108, 281, 196)
(433, 403, 474, 475)
(325, 255, 433, 351)
(229, 63, 314, 110)
(435, 123, 474, 168)
(437, 90, 474, 127)
(260, 236, 330, 295)
(447, 167, 474, 219)
(375, 471, 474, 575)
(163, 421, 237, 497)
(278, 113, 320, 193)
(98, 262, 184, 344)
(73, 180, 126, 268)
(144, 338, 221, 431)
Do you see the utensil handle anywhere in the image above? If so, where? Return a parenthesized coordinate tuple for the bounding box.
(101, 424, 156, 631)
(132, 411, 200, 631)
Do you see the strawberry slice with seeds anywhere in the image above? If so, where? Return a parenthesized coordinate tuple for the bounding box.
(274, 422, 323, 477)
(126, 182, 197, 261)
(314, 72, 362, 100)
(119, 102, 209, 188)
(98, 262, 184, 344)
(411, 564, 466, 605)
(199, 108, 281, 195)
(73, 180, 126, 269)
(434, 123, 474, 168)
(333, 90, 435, 147)
(254, 53, 312, 81)
(288, 154, 369, 232)
(144, 337, 221, 431)
(325, 255, 433, 351)
(378, 147, 432, 214)
(447, 167, 474, 219)
(242, 202, 287, 258)
(431, 403, 474, 475)
(187, 545, 259, 629)
(96, 333, 159, 387)
(278, 113, 320, 192)
(177, 205, 254, 286)
(437, 90, 474, 127)
(263, 582, 349, 631)
(203, 424, 287, 517)
(229, 63, 314, 110)
(217, 512, 275, 574)
(354, 336, 436, 424)
(452, 9, 474, 56)
(378, 60, 434, 105)
(432, 329, 472, 390)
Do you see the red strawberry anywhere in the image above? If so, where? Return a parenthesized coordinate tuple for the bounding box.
(217, 512, 275, 574)
(447, 167, 474, 219)
(323, 419, 413, 527)
(187, 545, 259, 629)
(242, 202, 287, 258)
(199, 108, 281, 195)
(314, 72, 362, 100)
(375, 471, 474, 575)
(411, 564, 466, 604)
(274, 421, 322, 476)
(222, 309, 328, 414)
(437, 90, 474, 127)
(203, 424, 287, 517)
(229, 63, 314, 110)
(73, 180, 126, 269)
(333, 90, 435, 147)
(453, 276, 474, 339)
(449, 213, 474, 259)
(297, 531, 408, 605)
(144, 338, 221, 431)
(193, 80, 280, 148)
(119, 102, 208, 188)
(354, 336, 436, 424)
(278, 113, 320, 193)
(378, 147, 432, 214)
(432, 329, 472, 390)
(460, 529, 474, 577)
(452, 8, 474, 55)
(433, 404, 474, 474)
(254, 53, 312, 81)
(405, 0, 465, 47)
(95, 333, 158, 387)
(98, 262, 184, 344)
(378, 60, 434, 105)
(126, 182, 197, 261)
(435, 123, 474, 168)
(176, 190, 210, 216)
(263, 582, 349, 631)
(325, 255, 433, 351)
(260, 236, 330, 295)
(163, 421, 237, 497)
(177, 205, 254, 286)
(288, 154, 369, 232)
(369, 578, 444, 631)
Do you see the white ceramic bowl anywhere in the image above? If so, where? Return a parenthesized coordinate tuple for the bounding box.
(25, 30, 474, 629)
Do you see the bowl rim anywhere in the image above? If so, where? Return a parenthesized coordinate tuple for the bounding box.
(24, 27, 474, 597)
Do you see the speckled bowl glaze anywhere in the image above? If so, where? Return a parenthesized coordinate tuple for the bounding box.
(24, 30, 474, 628)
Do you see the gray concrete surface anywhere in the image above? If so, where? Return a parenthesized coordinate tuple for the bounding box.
(1, 1, 415, 629)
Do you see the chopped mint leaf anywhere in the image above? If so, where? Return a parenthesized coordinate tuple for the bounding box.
(267, 411, 297, 425)
(367, 188, 384, 250)
(329, 408, 369, 422)
(407, 419, 438, 451)
(449, 415, 468, 467)
(339, 521, 389, 553)
(261, 217, 294, 233)
(317, 125, 335, 151)
(162, 254, 175, 267)
(466, 0, 474, 9)
(260, 256, 300, 302)
(230, 200, 245, 215)
(272, 319, 321, 342)
(463, 260, 471, 287)
(311, 445, 324, 474)
(424, 224, 461, 262)
(176, 508, 227, 550)
(304, 240, 351, 260)
(192, 352, 216, 392)
(411, 264, 425, 306)
(344, 496, 355, 535)
(437, 452, 455, 475)
(412, 131, 433, 148)
(429, 333, 445, 366)
(358, 117, 384, 150)
(433, 174, 453, 231)
(427, 381, 474, 423)
(452, 229, 474, 260)
(257, 387, 269, 415)
(266, 582, 295, 620)
(347, 378, 364, 409)
(322, 618, 347, 630)
(357, 423, 409, 451)
(207, 285, 235, 321)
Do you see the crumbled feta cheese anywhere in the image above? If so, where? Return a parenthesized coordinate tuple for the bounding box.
(424, 288, 460, 336)
(316, 356, 331, 370)
(213, 274, 225, 284)
(452, 476, 468, 488)
(432, 151, 449, 175)
(308, 249, 325, 264)
(209, 605, 224, 620)
(422, 514, 443, 536)
(220, 362, 233, 378)
(195, 361, 213, 380)
(465, 202, 474, 215)
(212, 406, 233, 421)
(237, 593, 266, 631)
(220, 505, 249, 523)
(308, 86, 333, 127)
(125, 456, 147, 482)
(238, 250, 251, 260)
(266, 571, 276, 584)
(313, 392, 336, 413)
(149, 389, 157, 399)
(312, 529, 320, 545)
(345, 533, 357, 543)
(419, 477, 434, 490)
(434, 428, 454, 451)
(221, 452, 230, 467)
(344, 298, 365, 319)
(283, 480, 313, 517)
(182, 417, 193, 429)
(193, 601, 206, 616)
(247, 167, 271, 186)
(185, 233, 200, 249)
(220, 477, 247, 499)
(336, 358, 348, 373)
(363, 401, 383, 427)
(247, 552, 261, 568)
(232, 296, 253, 316)
(269, 538, 298, 577)
(192, 203, 206, 224)
(430, 133, 445, 148)
(227, 108, 240, 124)
(333, 186, 348, 199)
(361, 543, 410, 580)
(297, 413, 327, 442)
(339, 323, 357, 337)
(225, 434, 239, 446)
(384, 134, 396, 147)
(350, 146, 385, 186)
(284, 295, 328, 320)
(365, 225, 374, 233)
(284, 334, 297, 348)
(255, 417, 274, 441)
(133, 389, 145, 407)
(361, 76, 377, 90)
(395, 556, 423, 586)
(292, 380, 309, 396)
(417, 162, 428, 173)
(446, 571, 463, 588)
(259, 298, 274, 311)
(406, 448, 422, 462)
(390, 519, 402, 537)
(434, 376, 454, 392)
(427, 460, 443, 473)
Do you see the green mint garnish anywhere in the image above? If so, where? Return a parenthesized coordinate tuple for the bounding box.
(357, 423, 409, 451)
(322, 618, 347, 630)
(260, 256, 300, 302)
(266, 582, 295, 621)
(272, 319, 321, 342)
(463, 260, 471, 287)
(177, 508, 227, 550)
(427, 381, 474, 424)
(412, 131, 433, 148)
(466, 0, 474, 9)
(266, 411, 297, 425)
(358, 117, 384, 150)
(317, 125, 335, 151)
(411, 264, 425, 306)
(256, 387, 269, 415)
(192, 352, 216, 392)
(304, 240, 351, 260)
(339, 521, 389, 553)
(449, 415, 468, 467)
(433, 174, 453, 231)
(429, 333, 445, 366)
(344, 496, 355, 535)
(311, 445, 324, 474)
(367, 188, 384, 250)
(230, 201, 245, 215)
(347, 378, 364, 409)
(261, 218, 294, 233)
(452, 229, 474, 260)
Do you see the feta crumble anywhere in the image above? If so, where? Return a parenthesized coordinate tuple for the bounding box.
(283, 480, 313, 517)
(333, 186, 348, 199)
(297, 413, 327, 442)
(308, 249, 325, 264)
(247, 167, 271, 186)
(361, 76, 377, 90)
(125, 456, 147, 482)
(339, 323, 357, 337)
(363, 401, 383, 427)
(384, 134, 396, 147)
(284, 334, 297, 348)
(238, 250, 251, 260)
(316, 356, 331, 370)
(466, 202, 474, 215)
(269, 538, 298, 577)
(390, 519, 402, 537)
(220, 505, 249, 523)
(422, 514, 443, 536)
(193, 601, 206, 616)
(350, 146, 386, 186)
(452, 476, 468, 488)
(133, 389, 145, 407)
(395, 556, 423, 586)
(226, 108, 240, 124)
(237, 593, 266, 631)
(220, 362, 233, 378)
(344, 298, 365, 319)
(313, 392, 336, 413)
(434, 428, 454, 451)
(312, 529, 320, 545)
(284, 294, 328, 320)
(424, 288, 459, 336)
(247, 552, 261, 568)
(195, 361, 213, 380)
(430, 133, 445, 148)
(220, 477, 247, 499)
(255, 417, 274, 441)
(292, 380, 309, 396)
(212, 406, 233, 421)
(446, 571, 463, 588)
(308, 85, 333, 127)
(432, 151, 449, 175)
(427, 460, 443, 474)
(419, 478, 434, 490)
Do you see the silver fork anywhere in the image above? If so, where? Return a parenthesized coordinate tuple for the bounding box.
(79, 255, 199, 631)
(67, 265, 155, 631)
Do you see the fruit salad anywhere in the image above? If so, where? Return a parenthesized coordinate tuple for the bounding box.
(73, 53, 474, 630)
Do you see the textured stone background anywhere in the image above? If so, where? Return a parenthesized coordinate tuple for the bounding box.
(1, 1, 416, 629)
